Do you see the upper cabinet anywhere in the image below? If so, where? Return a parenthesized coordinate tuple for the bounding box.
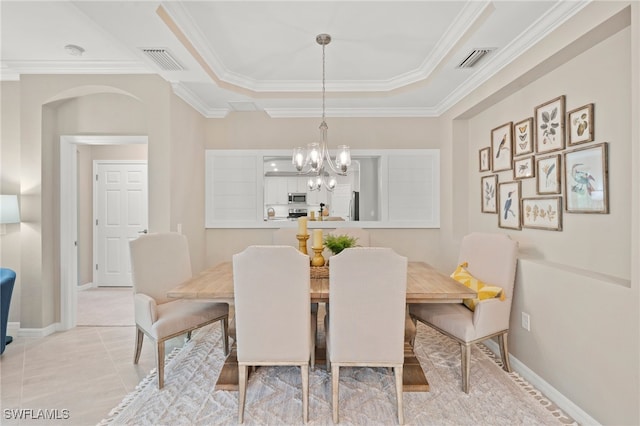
(206, 149, 439, 228)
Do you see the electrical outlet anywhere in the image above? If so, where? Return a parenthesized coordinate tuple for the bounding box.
(521, 312, 531, 331)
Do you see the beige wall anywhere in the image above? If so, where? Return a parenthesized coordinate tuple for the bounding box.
(438, 2, 639, 424)
(468, 25, 636, 424)
(169, 94, 207, 272)
(11, 74, 174, 327)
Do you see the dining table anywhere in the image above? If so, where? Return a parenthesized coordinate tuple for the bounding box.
(167, 261, 476, 392)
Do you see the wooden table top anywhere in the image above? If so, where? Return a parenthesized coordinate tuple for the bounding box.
(167, 261, 476, 303)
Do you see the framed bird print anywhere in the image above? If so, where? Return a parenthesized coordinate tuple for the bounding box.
(535, 95, 565, 154)
(536, 154, 561, 195)
(563, 142, 609, 213)
(498, 181, 521, 230)
(513, 155, 535, 180)
(479, 147, 491, 172)
(514, 117, 534, 156)
(522, 197, 563, 231)
(567, 103, 594, 146)
(491, 122, 513, 172)
(481, 174, 498, 213)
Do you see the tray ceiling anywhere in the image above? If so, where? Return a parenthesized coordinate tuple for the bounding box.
(0, 1, 588, 118)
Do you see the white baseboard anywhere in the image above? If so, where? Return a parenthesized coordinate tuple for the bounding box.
(7, 321, 20, 336)
(17, 322, 62, 338)
(484, 339, 600, 425)
(78, 282, 95, 291)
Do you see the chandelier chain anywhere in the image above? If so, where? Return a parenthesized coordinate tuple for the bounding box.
(322, 42, 326, 122)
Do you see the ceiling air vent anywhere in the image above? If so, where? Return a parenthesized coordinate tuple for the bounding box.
(140, 48, 184, 71)
(456, 48, 495, 69)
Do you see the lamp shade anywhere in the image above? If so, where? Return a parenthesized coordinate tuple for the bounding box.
(0, 195, 20, 224)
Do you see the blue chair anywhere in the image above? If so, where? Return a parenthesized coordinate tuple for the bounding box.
(1, 268, 16, 354)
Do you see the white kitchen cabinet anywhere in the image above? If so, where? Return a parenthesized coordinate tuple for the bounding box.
(265, 177, 289, 204)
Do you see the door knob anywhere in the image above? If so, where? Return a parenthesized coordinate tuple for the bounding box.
(138, 229, 148, 234)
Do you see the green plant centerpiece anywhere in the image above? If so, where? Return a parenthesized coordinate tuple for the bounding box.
(323, 234, 358, 255)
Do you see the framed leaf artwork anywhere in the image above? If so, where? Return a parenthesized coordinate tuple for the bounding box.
(491, 122, 513, 172)
(535, 95, 565, 154)
(479, 147, 491, 172)
(563, 142, 609, 213)
(567, 103, 594, 146)
(498, 181, 521, 230)
(536, 154, 561, 195)
(514, 117, 534, 156)
(513, 155, 535, 180)
(481, 174, 498, 213)
(521, 197, 562, 231)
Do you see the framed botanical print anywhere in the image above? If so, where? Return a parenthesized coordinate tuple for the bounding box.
(491, 122, 513, 172)
(513, 155, 535, 180)
(535, 95, 565, 154)
(481, 174, 498, 213)
(498, 181, 521, 230)
(514, 117, 534, 156)
(563, 142, 609, 213)
(522, 197, 563, 231)
(536, 154, 561, 195)
(567, 103, 594, 146)
(479, 147, 491, 172)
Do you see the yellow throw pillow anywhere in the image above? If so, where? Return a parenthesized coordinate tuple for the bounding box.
(450, 262, 505, 311)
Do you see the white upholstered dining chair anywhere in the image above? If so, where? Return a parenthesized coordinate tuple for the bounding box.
(233, 245, 314, 423)
(129, 232, 230, 389)
(409, 232, 518, 393)
(271, 228, 318, 369)
(326, 247, 407, 424)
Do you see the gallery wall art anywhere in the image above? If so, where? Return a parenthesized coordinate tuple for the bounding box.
(478, 94, 607, 231)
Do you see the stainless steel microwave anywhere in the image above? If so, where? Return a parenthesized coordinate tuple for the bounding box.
(288, 192, 307, 204)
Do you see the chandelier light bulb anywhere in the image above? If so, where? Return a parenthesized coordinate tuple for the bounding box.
(292, 147, 305, 171)
(307, 143, 321, 171)
(327, 176, 337, 191)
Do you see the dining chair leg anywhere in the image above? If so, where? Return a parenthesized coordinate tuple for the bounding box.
(134, 328, 144, 364)
(461, 343, 471, 394)
(301, 364, 309, 423)
(409, 315, 418, 347)
(238, 365, 248, 423)
(157, 340, 165, 389)
(311, 311, 317, 370)
(332, 364, 340, 424)
(222, 317, 230, 356)
(394, 365, 404, 425)
(498, 332, 512, 373)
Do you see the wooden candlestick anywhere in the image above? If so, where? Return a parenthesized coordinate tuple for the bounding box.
(311, 247, 325, 267)
(296, 234, 310, 255)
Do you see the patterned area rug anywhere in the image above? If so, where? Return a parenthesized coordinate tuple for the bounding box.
(101, 323, 576, 425)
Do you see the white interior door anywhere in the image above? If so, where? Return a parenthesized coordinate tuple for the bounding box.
(94, 161, 148, 287)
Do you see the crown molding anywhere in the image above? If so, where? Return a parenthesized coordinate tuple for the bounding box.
(171, 82, 230, 118)
(264, 107, 439, 118)
(162, 1, 491, 94)
(435, 0, 591, 116)
(0, 60, 151, 75)
(0, 67, 20, 81)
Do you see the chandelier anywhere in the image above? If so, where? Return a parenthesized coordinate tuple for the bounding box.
(292, 33, 351, 192)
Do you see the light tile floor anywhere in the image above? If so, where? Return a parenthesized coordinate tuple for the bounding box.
(1, 288, 185, 425)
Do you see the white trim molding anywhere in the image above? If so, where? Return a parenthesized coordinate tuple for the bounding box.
(483, 339, 600, 426)
(59, 135, 148, 331)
